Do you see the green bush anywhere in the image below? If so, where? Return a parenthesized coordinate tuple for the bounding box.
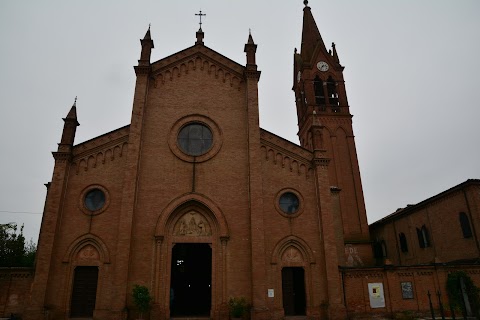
(132, 285, 151, 318)
(228, 297, 249, 318)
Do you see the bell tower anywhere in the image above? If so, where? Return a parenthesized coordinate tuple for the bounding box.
(293, 1, 371, 252)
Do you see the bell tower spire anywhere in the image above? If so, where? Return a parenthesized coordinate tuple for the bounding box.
(300, 0, 328, 64)
(293, 0, 371, 272)
(294, 2, 350, 149)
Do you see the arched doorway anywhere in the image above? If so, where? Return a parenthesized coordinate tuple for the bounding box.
(62, 235, 110, 319)
(154, 196, 230, 319)
(271, 236, 316, 318)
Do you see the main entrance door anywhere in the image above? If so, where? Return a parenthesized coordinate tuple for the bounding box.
(282, 267, 306, 316)
(170, 243, 212, 317)
(70, 266, 99, 317)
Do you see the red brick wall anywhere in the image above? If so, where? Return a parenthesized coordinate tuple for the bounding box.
(0, 268, 34, 317)
(342, 265, 480, 319)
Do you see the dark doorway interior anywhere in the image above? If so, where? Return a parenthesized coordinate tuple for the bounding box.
(282, 267, 306, 316)
(70, 266, 99, 317)
(170, 243, 212, 317)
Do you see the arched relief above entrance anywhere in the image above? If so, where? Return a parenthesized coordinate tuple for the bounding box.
(174, 211, 212, 236)
(271, 235, 316, 266)
(77, 244, 100, 261)
(62, 233, 110, 264)
(282, 246, 304, 265)
(155, 193, 229, 239)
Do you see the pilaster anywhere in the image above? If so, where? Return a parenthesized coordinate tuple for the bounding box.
(111, 64, 151, 312)
(312, 157, 347, 319)
(25, 153, 72, 320)
(244, 68, 268, 319)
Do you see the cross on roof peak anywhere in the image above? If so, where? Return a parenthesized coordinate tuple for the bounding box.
(195, 10, 206, 30)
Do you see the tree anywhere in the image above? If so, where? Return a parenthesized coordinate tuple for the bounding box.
(0, 223, 36, 267)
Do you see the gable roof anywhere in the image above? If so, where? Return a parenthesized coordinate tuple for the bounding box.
(151, 44, 245, 78)
(370, 179, 480, 227)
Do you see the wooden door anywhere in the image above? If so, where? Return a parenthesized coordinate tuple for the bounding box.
(70, 266, 99, 317)
(282, 267, 306, 316)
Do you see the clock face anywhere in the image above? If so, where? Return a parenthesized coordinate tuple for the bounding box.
(297, 71, 301, 83)
(317, 61, 329, 72)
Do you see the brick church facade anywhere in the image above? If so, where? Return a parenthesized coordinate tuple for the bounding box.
(22, 3, 373, 319)
(3, 2, 477, 320)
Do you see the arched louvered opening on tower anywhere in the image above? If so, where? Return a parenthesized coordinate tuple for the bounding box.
(326, 76, 339, 112)
(313, 75, 325, 109)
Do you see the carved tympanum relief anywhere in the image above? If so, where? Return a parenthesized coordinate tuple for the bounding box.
(174, 211, 212, 236)
(282, 246, 303, 264)
(77, 245, 100, 261)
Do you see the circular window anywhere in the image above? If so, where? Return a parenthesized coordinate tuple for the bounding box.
(84, 188, 106, 211)
(177, 123, 213, 156)
(169, 115, 222, 163)
(279, 192, 300, 214)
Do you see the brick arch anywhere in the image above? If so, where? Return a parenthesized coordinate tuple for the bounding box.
(271, 235, 316, 265)
(334, 125, 348, 137)
(62, 233, 110, 263)
(155, 193, 229, 239)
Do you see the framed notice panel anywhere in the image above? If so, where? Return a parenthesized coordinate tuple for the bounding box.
(368, 283, 385, 308)
(401, 282, 414, 299)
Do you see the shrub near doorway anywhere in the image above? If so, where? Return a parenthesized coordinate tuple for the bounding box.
(228, 297, 249, 319)
(132, 285, 151, 319)
(446, 271, 480, 316)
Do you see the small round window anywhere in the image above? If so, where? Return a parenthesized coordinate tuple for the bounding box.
(84, 188, 106, 211)
(279, 192, 300, 214)
(177, 123, 213, 156)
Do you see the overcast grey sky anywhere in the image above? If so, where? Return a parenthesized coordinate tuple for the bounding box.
(1, 1, 479, 242)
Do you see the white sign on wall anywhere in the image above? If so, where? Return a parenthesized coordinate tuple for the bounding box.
(268, 289, 274, 298)
(368, 283, 385, 308)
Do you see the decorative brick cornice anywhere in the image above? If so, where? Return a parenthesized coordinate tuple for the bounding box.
(134, 65, 151, 75)
(152, 53, 244, 90)
(244, 70, 261, 80)
(313, 158, 330, 167)
(344, 272, 384, 279)
(152, 46, 244, 76)
(52, 151, 71, 162)
(73, 141, 128, 174)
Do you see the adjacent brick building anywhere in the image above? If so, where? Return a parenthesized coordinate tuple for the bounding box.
(370, 179, 480, 266)
(4, 2, 477, 320)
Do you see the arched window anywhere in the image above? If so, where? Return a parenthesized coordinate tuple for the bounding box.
(399, 233, 408, 253)
(381, 240, 387, 258)
(373, 240, 387, 258)
(459, 212, 473, 238)
(326, 76, 339, 107)
(416, 225, 430, 248)
(313, 76, 325, 105)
